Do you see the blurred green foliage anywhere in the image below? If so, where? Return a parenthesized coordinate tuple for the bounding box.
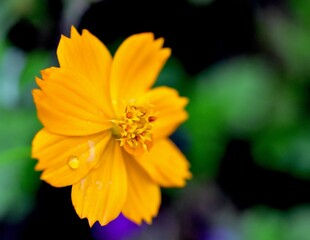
(185, 56, 277, 179)
(241, 205, 310, 240)
(0, 26, 52, 221)
(0, 0, 46, 40)
(181, 0, 310, 182)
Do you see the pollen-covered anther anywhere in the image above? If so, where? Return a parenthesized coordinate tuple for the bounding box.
(148, 116, 156, 122)
(113, 103, 156, 155)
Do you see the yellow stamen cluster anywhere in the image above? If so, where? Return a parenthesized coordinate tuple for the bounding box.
(112, 103, 156, 155)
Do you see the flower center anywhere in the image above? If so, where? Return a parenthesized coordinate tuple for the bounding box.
(112, 103, 156, 156)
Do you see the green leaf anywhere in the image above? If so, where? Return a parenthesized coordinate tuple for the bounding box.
(0, 108, 41, 151)
(289, 0, 310, 27)
(253, 122, 310, 179)
(258, 12, 310, 79)
(0, 107, 41, 222)
(241, 206, 310, 240)
(185, 56, 276, 179)
(0, 146, 40, 222)
(284, 206, 310, 240)
(242, 207, 285, 240)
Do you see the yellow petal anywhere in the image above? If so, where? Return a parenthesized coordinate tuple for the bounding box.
(33, 68, 112, 136)
(143, 86, 188, 139)
(135, 139, 191, 187)
(57, 26, 114, 114)
(32, 129, 111, 187)
(122, 152, 161, 224)
(71, 141, 127, 227)
(110, 33, 171, 103)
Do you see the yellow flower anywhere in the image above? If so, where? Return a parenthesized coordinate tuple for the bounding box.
(32, 26, 191, 226)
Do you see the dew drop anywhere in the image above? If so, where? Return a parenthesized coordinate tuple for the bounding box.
(68, 156, 79, 170)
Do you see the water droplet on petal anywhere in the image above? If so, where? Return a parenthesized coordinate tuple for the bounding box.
(68, 156, 79, 170)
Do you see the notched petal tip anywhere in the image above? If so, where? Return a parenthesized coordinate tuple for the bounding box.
(40, 67, 59, 79)
(180, 96, 189, 108)
(154, 37, 165, 48)
(81, 29, 92, 37)
(172, 170, 192, 188)
(186, 171, 193, 180)
(126, 216, 145, 225)
(160, 47, 171, 59)
(32, 88, 43, 98)
(59, 34, 70, 44)
(70, 25, 80, 37)
(34, 162, 41, 171)
(134, 32, 154, 40)
(184, 96, 190, 104)
(34, 77, 44, 90)
(88, 218, 97, 228)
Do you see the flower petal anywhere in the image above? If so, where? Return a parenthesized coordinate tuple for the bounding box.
(71, 141, 127, 227)
(32, 129, 111, 187)
(110, 33, 171, 103)
(122, 152, 161, 224)
(57, 26, 113, 114)
(144, 86, 188, 139)
(33, 68, 112, 136)
(135, 139, 191, 187)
